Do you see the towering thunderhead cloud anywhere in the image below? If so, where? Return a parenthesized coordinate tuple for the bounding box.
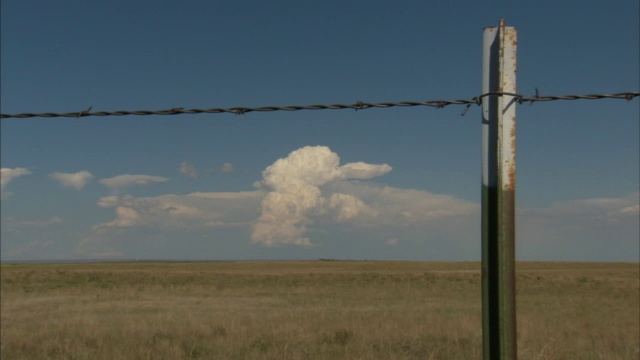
(251, 146, 391, 246)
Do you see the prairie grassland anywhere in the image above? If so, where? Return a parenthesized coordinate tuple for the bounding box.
(0, 261, 637, 359)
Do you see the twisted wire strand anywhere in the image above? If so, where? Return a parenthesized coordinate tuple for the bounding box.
(1, 92, 637, 119)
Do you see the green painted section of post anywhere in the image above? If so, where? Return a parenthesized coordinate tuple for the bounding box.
(481, 19, 518, 360)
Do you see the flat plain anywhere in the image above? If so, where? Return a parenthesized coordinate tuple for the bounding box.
(1, 261, 638, 359)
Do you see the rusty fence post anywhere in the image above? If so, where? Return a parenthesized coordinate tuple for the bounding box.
(481, 19, 518, 360)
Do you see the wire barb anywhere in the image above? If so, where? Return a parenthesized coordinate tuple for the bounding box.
(76, 105, 92, 119)
(460, 104, 472, 116)
(528, 88, 540, 106)
(2, 92, 638, 119)
(461, 96, 481, 116)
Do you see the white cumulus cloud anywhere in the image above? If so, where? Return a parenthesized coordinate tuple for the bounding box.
(93, 191, 263, 233)
(251, 146, 392, 247)
(50, 171, 94, 189)
(324, 180, 478, 226)
(97, 195, 120, 208)
(220, 163, 235, 173)
(339, 162, 392, 180)
(86, 146, 480, 255)
(327, 193, 378, 222)
(94, 206, 141, 230)
(179, 162, 198, 178)
(99, 174, 169, 191)
(1, 167, 32, 194)
(5, 144, 634, 261)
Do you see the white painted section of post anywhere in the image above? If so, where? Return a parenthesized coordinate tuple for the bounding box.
(498, 24, 517, 191)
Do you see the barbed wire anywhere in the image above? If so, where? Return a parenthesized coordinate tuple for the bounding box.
(1, 91, 638, 119)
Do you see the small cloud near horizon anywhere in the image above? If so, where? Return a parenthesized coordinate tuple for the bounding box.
(179, 162, 198, 179)
(220, 163, 235, 173)
(99, 174, 169, 192)
(385, 238, 400, 246)
(50, 171, 94, 190)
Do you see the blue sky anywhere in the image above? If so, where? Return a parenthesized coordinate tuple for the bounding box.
(1, 0, 638, 261)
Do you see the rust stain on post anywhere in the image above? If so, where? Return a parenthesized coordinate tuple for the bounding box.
(506, 118, 517, 191)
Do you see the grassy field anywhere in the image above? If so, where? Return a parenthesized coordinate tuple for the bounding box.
(1, 261, 637, 359)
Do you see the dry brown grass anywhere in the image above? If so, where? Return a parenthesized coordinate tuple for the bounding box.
(1, 261, 637, 359)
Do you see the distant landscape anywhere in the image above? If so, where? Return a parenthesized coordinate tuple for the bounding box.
(1, 261, 638, 359)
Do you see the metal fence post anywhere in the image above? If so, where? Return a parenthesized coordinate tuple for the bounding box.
(481, 19, 517, 360)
